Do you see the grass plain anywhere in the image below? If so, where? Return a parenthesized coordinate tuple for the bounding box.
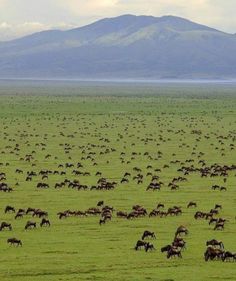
(0, 81, 235, 281)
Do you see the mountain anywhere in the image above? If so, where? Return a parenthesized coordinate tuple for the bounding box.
(0, 14, 236, 79)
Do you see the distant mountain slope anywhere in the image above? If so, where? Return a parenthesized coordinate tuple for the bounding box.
(0, 14, 236, 79)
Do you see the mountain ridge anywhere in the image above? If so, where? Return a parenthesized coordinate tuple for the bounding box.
(0, 14, 235, 79)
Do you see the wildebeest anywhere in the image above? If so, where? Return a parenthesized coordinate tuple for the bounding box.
(175, 226, 188, 237)
(135, 240, 148, 250)
(15, 210, 25, 219)
(40, 218, 50, 227)
(187, 201, 197, 208)
(145, 242, 155, 252)
(5, 205, 15, 213)
(161, 245, 172, 253)
(142, 230, 156, 240)
(206, 239, 224, 250)
(204, 246, 224, 261)
(222, 251, 236, 262)
(167, 247, 182, 259)
(172, 237, 186, 250)
(33, 209, 48, 218)
(214, 221, 225, 230)
(0, 222, 12, 231)
(97, 200, 104, 207)
(7, 238, 22, 246)
(116, 211, 127, 218)
(25, 221, 37, 230)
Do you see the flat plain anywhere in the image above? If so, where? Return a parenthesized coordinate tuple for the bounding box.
(0, 81, 235, 281)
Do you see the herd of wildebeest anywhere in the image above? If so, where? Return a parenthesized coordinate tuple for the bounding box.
(1, 197, 236, 261)
(0, 107, 235, 264)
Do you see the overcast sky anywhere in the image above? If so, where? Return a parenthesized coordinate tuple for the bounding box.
(0, 0, 235, 40)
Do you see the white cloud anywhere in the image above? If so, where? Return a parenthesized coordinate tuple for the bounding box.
(58, 0, 118, 13)
(0, 22, 11, 28)
(0, 21, 76, 41)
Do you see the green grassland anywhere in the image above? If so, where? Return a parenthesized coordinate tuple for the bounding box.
(0, 81, 236, 281)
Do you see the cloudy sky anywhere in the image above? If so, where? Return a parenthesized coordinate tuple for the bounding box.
(0, 0, 235, 40)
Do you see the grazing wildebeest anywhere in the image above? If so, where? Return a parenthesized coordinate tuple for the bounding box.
(15, 169, 23, 174)
(187, 201, 197, 208)
(167, 248, 182, 259)
(5, 205, 15, 213)
(161, 245, 172, 253)
(149, 209, 159, 217)
(40, 218, 50, 227)
(145, 242, 155, 252)
(206, 239, 224, 250)
(0, 222, 12, 231)
(33, 209, 48, 218)
(37, 182, 49, 189)
(135, 240, 148, 251)
(15, 210, 24, 219)
(204, 247, 224, 261)
(121, 178, 129, 183)
(7, 238, 22, 246)
(210, 209, 219, 215)
(208, 218, 218, 225)
(25, 221, 36, 230)
(214, 221, 225, 230)
(172, 237, 186, 250)
(175, 226, 188, 237)
(194, 211, 205, 219)
(157, 203, 164, 209)
(97, 200, 104, 207)
(26, 207, 35, 214)
(116, 211, 127, 218)
(222, 251, 236, 262)
(142, 230, 156, 240)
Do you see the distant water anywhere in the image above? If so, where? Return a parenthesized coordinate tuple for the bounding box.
(0, 78, 236, 97)
(1, 77, 236, 85)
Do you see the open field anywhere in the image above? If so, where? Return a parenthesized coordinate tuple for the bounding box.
(0, 81, 236, 281)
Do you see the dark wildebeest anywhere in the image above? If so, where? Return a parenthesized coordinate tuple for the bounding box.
(116, 211, 127, 218)
(187, 201, 197, 208)
(175, 226, 188, 237)
(15, 211, 24, 219)
(157, 203, 164, 209)
(5, 205, 15, 213)
(135, 240, 148, 250)
(214, 204, 222, 210)
(0, 222, 12, 231)
(172, 237, 186, 250)
(222, 251, 236, 262)
(214, 221, 225, 230)
(167, 248, 182, 259)
(40, 218, 50, 227)
(145, 242, 155, 252)
(206, 239, 224, 250)
(161, 245, 172, 253)
(26, 207, 36, 214)
(204, 247, 224, 261)
(208, 218, 218, 225)
(25, 221, 36, 230)
(142, 230, 156, 240)
(97, 200, 104, 207)
(57, 212, 68, 219)
(7, 238, 22, 246)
